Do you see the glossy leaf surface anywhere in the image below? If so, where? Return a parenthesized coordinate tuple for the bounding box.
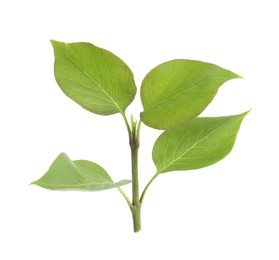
(140, 59, 241, 129)
(31, 153, 131, 191)
(153, 112, 248, 173)
(51, 40, 136, 115)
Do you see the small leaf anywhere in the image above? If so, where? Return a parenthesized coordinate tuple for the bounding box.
(31, 153, 131, 191)
(51, 40, 136, 115)
(140, 59, 241, 129)
(153, 111, 249, 173)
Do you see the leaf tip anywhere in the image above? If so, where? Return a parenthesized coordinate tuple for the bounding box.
(50, 39, 58, 46)
(243, 108, 251, 117)
(234, 109, 250, 123)
(223, 68, 244, 81)
(50, 39, 66, 50)
(228, 71, 244, 80)
(235, 73, 244, 79)
(29, 180, 38, 186)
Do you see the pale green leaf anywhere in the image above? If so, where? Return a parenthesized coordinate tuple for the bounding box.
(153, 111, 249, 173)
(51, 40, 136, 115)
(140, 59, 241, 129)
(31, 153, 131, 191)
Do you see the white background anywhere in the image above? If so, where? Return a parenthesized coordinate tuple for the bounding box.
(0, 0, 278, 259)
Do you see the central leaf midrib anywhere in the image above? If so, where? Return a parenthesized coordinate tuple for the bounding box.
(59, 45, 123, 113)
(159, 117, 235, 173)
(41, 181, 114, 188)
(40, 180, 130, 188)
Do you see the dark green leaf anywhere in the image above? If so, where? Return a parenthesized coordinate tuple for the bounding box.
(51, 40, 136, 115)
(31, 153, 131, 191)
(153, 111, 249, 173)
(140, 59, 241, 129)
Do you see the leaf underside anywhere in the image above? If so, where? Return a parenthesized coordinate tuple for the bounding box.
(140, 59, 241, 130)
(51, 40, 136, 115)
(31, 153, 131, 191)
(153, 112, 249, 173)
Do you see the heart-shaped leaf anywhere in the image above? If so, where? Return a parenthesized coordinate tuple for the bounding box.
(31, 153, 131, 191)
(140, 59, 241, 129)
(153, 111, 249, 173)
(51, 40, 136, 115)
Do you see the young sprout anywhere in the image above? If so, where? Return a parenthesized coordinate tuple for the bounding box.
(31, 40, 248, 232)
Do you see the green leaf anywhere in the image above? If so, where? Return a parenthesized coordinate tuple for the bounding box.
(152, 111, 249, 173)
(140, 59, 241, 129)
(51, 40, 136, 115)
(31, 153, 131, 191)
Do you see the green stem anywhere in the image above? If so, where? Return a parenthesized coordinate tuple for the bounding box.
(131, 205, 141, 232)
(118, 114, 161, 231)
(140, 172, 160, 204)
(131, 140, 140, 206)
(119, 113, 141, 232)
(130, 117, 141, 232)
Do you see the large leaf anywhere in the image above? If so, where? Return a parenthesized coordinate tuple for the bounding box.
(51, 40, 136, 115)
(31, 153, 131, 191)
(140, 59, 241, 129)
(153, 112, 248, 173)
